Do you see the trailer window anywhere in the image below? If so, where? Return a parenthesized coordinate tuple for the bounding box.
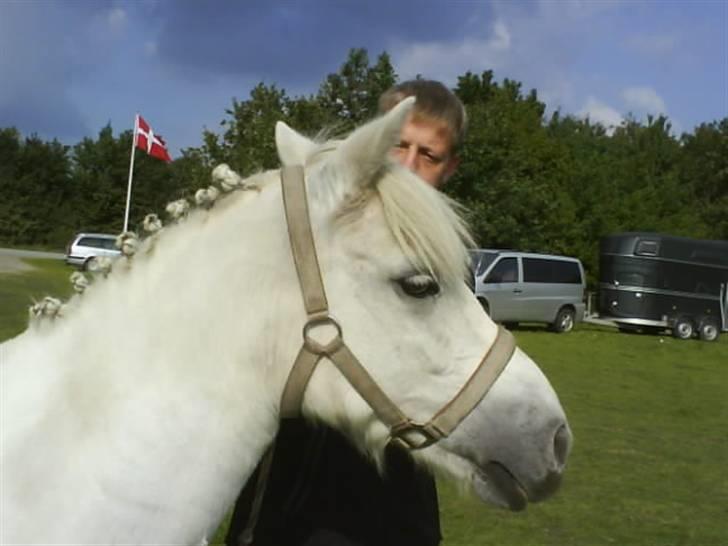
(635, 240, 659, 256)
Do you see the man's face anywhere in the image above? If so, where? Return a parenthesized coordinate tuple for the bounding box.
(391, 114, 459, 188)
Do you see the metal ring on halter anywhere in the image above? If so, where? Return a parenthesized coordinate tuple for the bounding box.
(302, 314, 344, 355)
(389, 420, 445, 450)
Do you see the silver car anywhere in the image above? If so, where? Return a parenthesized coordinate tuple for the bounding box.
(471, 250, 586, 333)
(65, 233, 121, 270)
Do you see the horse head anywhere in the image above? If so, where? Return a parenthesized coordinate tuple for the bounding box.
(269, 97, 572, 510)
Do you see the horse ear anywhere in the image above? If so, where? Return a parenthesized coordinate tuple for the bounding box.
(333, 96, 415, 189)
(276, 122, 317, 166)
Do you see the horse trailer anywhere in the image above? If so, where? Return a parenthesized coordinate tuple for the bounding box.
(598, 232, 728, 341)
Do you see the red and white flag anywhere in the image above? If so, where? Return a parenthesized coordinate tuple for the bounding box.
(135, 115, 172, 162)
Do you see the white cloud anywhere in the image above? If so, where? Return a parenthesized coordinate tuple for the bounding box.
(625, 33, 678, 57)
(107, 7, 127, 31)
(621, 86, 667, 115)
(491, 20, 511, 51)
(536, 0, 622, 19)
(578, 97, 623, 132)
(393, 19, 512, 83)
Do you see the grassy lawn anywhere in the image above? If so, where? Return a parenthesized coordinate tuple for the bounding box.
(0, 258, 75, 340)
(439, 325, 728, 546)
(2, 259, 727, 545)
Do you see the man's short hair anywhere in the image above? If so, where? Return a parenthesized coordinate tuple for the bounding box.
(378, 79, 467, 150)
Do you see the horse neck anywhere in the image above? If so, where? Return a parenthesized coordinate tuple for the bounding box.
(2, 184, 311, 540)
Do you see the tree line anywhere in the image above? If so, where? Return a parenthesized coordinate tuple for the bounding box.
(1, 48, 726, 284)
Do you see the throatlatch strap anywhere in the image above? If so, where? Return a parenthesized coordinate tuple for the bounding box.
(238, 444, 276, 546)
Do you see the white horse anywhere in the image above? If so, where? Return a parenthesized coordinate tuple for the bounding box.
(0, 99, 571, 544)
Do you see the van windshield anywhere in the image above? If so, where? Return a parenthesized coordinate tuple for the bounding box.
(470, 251, 499, 277)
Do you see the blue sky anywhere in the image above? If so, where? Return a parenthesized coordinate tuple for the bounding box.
(1, 0, 726, 156)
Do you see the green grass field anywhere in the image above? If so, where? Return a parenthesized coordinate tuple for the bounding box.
(2, 259, 727, 545)
(0, 258, 75, 340)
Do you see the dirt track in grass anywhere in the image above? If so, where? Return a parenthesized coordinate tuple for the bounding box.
(0, 256, 36, 274)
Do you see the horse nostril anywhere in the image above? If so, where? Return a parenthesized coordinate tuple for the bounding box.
(553, 423, 572, 468)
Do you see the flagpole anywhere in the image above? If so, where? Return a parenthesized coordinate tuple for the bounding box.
(123, 114, 139, 233)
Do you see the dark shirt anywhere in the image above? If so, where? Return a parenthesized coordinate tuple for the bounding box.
(225, 418, 441, 546)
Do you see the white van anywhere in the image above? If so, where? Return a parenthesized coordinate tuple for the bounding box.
(471, 250, 586, 333)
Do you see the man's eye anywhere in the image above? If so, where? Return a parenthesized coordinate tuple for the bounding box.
(397, 274, 440, 298)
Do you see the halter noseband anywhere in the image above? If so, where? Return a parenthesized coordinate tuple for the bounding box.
(279, 165, 516, 449)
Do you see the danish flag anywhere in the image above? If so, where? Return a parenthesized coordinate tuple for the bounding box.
(135, 115, 172, 162)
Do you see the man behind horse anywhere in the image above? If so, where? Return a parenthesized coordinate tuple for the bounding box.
(226, 79, 467, 546)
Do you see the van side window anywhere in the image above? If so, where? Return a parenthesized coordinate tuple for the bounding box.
(524, 258, 582, 284)
(484, 258, 518, 284)
(523, 258, 551, 282)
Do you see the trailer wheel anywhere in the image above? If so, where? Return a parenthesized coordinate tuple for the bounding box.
(698, 319, 719, 342)
(672, 316, 694, 340)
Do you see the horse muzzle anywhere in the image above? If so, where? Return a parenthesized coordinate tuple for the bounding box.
(472, 422, 572, 511)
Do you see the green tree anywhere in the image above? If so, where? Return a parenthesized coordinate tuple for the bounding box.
(679, 118, 728, 239)
(607, 116, 700, 237)
(317, 48, 397, 131)
(0, 130, 74, 247)
(191, 49, 397, 178)
(71, 125, 182, 236)
(198, 83, 291, 177)
(450, 71, 579, 258)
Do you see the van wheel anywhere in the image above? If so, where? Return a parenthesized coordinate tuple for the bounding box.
(553, 307, 575, 333)
(82, 257, 95, 271)
(672, 316, 694, 340)
(479, 299, 490, 316)
(698, 319, 719, 342)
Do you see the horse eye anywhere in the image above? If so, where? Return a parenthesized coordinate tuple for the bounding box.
(398, 274, 440, 299)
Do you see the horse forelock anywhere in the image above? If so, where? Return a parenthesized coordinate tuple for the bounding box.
(298, 137, 473, 287)
(376, 168, 473, 286)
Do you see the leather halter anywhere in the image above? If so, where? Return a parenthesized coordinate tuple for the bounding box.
(237, 165, 517, 545)
(278, 165, 516, 449)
